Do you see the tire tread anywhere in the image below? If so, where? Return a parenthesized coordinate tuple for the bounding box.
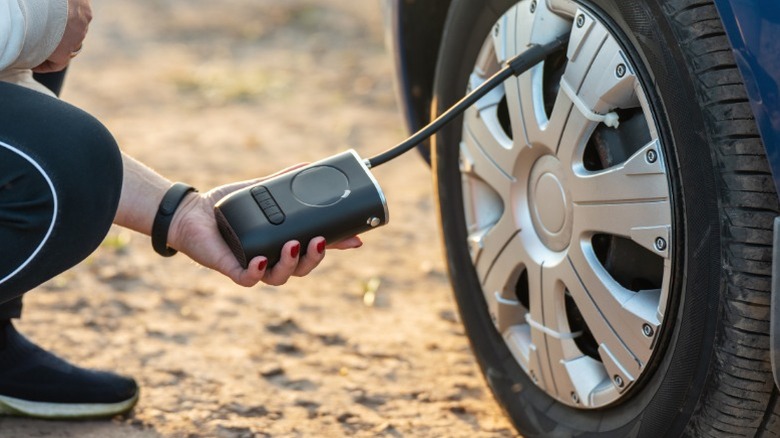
(666, 0, 780, 436)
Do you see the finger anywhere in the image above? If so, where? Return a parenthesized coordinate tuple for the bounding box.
(31, 63, 51, 73)
(293, 237, 326, 277)
(329, 236, 363, 250)
(232, 256, 268, 287)
(32, 60, 68, 74)
(204, 163, 310, 205)
(44, 50, 74, 68)
(261, 241, 301, 286)
(263, 163, 309, 180)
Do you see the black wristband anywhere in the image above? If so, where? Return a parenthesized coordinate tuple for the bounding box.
(152, 182, 197, 257)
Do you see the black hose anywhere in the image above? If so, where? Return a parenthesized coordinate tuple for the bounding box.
(367, 33, 570, 168)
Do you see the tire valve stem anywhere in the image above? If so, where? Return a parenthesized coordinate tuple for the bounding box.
(571, 392, 579, 404)
(613, 375, 625, 388)
(530, 0, 537, 13)
(655, 237, 667, 252)
(576, 14, 585, 28)
(642, 323, 654, 337)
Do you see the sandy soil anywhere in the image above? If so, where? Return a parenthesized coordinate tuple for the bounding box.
(0, 1, 518, 437)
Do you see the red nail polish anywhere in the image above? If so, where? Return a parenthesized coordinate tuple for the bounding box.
(291, 243, 300, 258)
(316, 240, 326, 254)
(257, 259, 268, 271)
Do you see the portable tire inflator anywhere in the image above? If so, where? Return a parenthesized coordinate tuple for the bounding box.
(214, 35, 569, 268)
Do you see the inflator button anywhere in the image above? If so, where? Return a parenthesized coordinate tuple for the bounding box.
(251, 186, 286, 225)
(291, 166, 349, 207)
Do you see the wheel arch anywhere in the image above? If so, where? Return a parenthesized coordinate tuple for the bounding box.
(384, 0, 453, 162)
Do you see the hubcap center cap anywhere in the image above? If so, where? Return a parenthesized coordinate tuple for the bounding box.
(535, 174, 567, 233)
(528, 155, 573, 251)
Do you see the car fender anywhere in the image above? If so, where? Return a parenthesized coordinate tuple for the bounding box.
(713, 0, 780, 191)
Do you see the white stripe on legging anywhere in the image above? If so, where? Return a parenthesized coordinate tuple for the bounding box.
(0, 140, 58, 285)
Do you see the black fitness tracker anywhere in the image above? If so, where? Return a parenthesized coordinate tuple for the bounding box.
(152, 182, 197, 257)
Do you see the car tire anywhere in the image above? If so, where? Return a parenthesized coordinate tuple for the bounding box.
(432, 0, 780, 436)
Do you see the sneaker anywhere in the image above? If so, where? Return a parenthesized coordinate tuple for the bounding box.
(0, 321, 138, 419)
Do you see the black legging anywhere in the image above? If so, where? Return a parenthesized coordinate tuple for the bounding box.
(0, 81, 123, 318)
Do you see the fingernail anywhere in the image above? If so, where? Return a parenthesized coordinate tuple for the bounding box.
(316, 240, 326, 254)
(291, 243, 301, 258)
(257, 259, 267, 271)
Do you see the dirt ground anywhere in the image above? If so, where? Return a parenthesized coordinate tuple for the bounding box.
(0, 1, 518, 437)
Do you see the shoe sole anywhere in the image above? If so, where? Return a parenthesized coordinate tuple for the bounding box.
(0, 391, 139, 419)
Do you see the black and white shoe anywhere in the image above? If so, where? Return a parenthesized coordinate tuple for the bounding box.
(0, 321, 138, 419)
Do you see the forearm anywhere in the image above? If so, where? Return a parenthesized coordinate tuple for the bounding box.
(113, 152, 178, 236)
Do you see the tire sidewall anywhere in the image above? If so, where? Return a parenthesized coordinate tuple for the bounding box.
(432, 0, 721, 436)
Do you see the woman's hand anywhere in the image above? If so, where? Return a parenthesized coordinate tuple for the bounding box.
(166, 166, 363, 287)
(33, 0, 92, 73)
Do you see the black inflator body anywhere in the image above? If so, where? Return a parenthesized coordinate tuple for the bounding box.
(214, 149, 388, 268)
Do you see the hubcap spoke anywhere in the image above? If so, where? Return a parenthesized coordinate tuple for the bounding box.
(567, 243, 660, 364)
(570, 140, 667, 204)
(553, 93, 593, 164)
(572, 200, 671, 259)
(505, 0, 571, 151)
(484, 232, 550, 389)
(564, 31, 641, 116)
(472, 213, 521, 285)
(460, 120, 519, 272)
(463, 89, 522, 177)
(482, 233, 540, 333)
(460, 120, 515, 197)
(546, 255, 644, 379)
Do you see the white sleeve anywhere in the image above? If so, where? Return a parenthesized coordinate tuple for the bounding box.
(0, 0, 68, 71)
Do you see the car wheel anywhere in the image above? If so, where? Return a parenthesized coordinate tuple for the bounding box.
(432, 0, 780, 436)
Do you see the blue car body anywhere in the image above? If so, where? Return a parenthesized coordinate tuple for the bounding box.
(714, 0, 780, 193)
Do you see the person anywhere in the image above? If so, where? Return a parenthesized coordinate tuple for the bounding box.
(0, 0, 362, 419)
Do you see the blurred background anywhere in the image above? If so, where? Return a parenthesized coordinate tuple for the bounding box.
(1, 1, 517, 436)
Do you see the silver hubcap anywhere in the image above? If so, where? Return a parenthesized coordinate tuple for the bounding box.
(459, 0, 672, 408)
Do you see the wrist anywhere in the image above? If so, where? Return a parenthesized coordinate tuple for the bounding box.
(166, 190, 202, 254)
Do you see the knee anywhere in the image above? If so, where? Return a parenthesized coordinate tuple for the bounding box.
(58, 110, 123, 209)
(0, 85, 123, 216)
(17, 100, 123, 253)
(53, 110, 123, 246)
